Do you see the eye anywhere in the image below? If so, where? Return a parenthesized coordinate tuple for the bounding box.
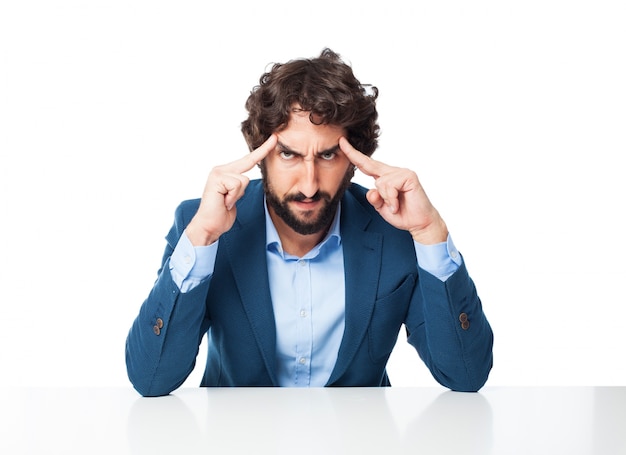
(319, 151, 336, 161)
(279, 151, 296, 160)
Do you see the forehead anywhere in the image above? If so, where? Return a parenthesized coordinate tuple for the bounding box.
(277, 111, 345, 151)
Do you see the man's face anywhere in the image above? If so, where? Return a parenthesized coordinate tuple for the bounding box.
(261, 110, 353, 236)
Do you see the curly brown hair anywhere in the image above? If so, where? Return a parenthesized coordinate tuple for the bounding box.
(241, 48, 380, 157)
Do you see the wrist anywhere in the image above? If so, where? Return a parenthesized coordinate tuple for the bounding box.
(410, 217, 448, 245)
(185, 221, 221, 247)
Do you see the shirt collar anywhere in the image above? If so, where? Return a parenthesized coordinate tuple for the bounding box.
(264, 197, 342, 260)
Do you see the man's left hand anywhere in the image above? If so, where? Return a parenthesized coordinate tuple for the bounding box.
(339, 137, 448, 245)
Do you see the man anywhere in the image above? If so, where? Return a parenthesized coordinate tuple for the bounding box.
(126, 49, 493, 397)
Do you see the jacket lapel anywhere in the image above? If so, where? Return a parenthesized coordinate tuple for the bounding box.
(220, 181, 279, 385)
(327, 189, 383, 385)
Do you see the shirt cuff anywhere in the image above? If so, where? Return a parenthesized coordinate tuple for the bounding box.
(413, 234, 462, 282)
(169, 231, 218, 292)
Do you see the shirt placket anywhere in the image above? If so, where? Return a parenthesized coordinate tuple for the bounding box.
(294, 258, 313, 386)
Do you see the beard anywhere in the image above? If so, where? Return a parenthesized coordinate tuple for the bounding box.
(261, 166, 354, 236)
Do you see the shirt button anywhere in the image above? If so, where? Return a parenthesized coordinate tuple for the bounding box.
(300, 310, 307, 318)
(299, 357, 307, 365)
(299, 260, 307, 267)
(183, 255, 192, 264)
(451, 250, 458, 259)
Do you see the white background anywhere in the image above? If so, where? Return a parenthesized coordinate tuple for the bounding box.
(1, 0, 624, 388)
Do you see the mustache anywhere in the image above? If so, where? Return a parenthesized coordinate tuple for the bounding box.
(284, 191, 332, 203)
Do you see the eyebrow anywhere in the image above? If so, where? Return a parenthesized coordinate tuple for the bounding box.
(277, 141, 340, 158)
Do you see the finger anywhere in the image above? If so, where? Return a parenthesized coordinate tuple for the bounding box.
(220, 174, 250, 210)
(229, 134, 278, 174)
(368, 184, 400, 214)
(377, 184, 399, 214)
(339, 137, 386, 178)
(366, 189, 384, 210)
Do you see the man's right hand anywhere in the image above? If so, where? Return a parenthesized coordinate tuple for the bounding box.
(185, 134, 277, 246)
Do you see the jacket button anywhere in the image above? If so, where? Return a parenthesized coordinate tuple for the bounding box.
(459, 313, 469, 330)
(153, 318, 163, 335)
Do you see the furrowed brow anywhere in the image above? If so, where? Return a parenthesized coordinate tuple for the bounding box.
(315, 144, 341, 157)
(276, 141, 340, 158)
(276, 141, 304, 156)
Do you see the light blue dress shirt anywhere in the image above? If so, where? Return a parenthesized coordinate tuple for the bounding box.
(264, 204, 345, 386)
(169, 199, 462, 387)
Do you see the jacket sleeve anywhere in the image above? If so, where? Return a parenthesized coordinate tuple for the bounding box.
(406, 257, 494, 392)
(125, 200, 210, 397)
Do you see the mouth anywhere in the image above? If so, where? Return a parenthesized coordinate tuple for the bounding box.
(290, 198, 321, 213)
(287, 192, 328, 211)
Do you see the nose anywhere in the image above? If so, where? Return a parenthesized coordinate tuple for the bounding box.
(298, 158, 319, 199)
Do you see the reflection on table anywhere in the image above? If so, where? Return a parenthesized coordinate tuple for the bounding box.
(1, 387, 624, 454)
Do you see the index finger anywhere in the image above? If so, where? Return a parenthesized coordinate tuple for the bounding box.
(229, 134, 277, 174)
(339, 137, 387, 178)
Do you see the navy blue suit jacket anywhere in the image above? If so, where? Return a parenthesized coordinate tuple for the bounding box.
(126, 180, 493, 396)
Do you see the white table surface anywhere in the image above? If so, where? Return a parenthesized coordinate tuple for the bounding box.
(1, 386, 624, 454)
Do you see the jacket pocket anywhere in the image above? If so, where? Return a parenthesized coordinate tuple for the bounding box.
(368, 274, 415, 363)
